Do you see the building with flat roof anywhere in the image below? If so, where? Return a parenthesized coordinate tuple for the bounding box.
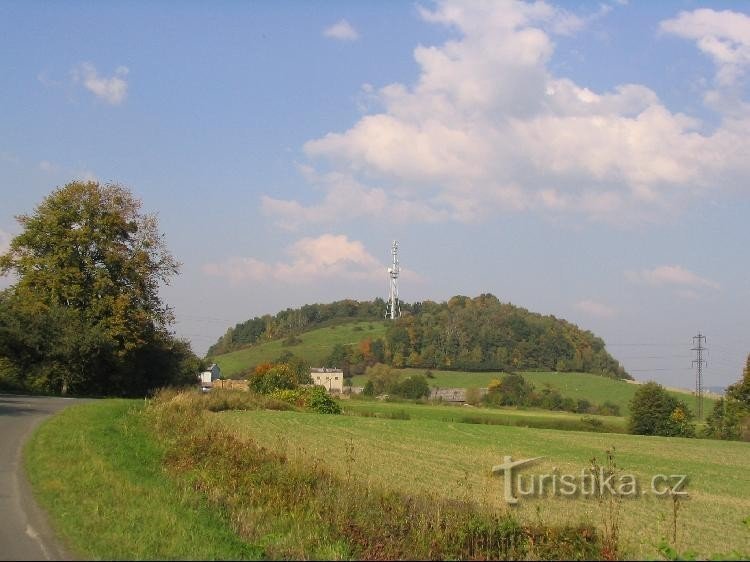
(310, 368, 344, 393)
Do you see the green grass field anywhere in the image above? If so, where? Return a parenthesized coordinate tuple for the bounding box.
(212, 321, 387, 377)
(343, 398, 629, 432)
(219, 406, 750, 559)
(351, 368, 713, 416)
(25, 400, 261, 560)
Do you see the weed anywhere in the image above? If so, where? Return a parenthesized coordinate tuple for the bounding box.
(589, 447, 622, 560)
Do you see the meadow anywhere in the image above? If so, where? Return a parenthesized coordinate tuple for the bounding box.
(219, 405, 750, 559)
(342, 398, 629, 433)
(351, 368, 714, 416)
(213, 321, 387, 376)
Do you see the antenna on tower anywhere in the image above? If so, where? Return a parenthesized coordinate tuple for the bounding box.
(386, 240, 401, 320)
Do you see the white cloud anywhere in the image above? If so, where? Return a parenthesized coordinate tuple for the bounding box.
(202, 234, 385, 285)
(661, 9, 750, 87)
(72, 63, 129, 105)
(625, 265, 719, 290)
(323, 19, 359, 41)
(574, 299, 617, 318)
(264, 0, 750, 228)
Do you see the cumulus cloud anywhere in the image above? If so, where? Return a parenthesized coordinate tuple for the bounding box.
(625, 265, 719, 290)
(660, 9, 750, 87)
(72, 63, 129, 105)
(264, 0, 750, 228)
(203, 234, 386, 284)
(323, 19, 359, 41)
(574, 299, 617, 318)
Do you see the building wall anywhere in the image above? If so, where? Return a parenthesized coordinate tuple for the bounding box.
(310, 368, 344, 393)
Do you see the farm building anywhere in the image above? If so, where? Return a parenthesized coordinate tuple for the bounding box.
(200, 363, 222, 387)
(310, 367, 344, 393)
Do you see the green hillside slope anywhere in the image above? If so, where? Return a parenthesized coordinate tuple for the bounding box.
(213, 321, 387, 376)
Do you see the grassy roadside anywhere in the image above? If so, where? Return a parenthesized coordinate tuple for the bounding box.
(24, 399, 261, 560)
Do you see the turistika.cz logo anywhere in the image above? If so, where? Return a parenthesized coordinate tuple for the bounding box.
(491, 456, 688, 505)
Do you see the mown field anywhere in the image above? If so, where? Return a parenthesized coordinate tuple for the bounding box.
(342, 398, 629, 433)
(351, 369, 713, 417)
(219, 405, 750, 559)
(212, 321, 387, 376)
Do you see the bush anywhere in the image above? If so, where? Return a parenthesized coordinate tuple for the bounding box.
(270, 386, 341, 414)
(247, 360, 312, 395)
(391, 374, 431, 399)
(628, 382, 695, 437)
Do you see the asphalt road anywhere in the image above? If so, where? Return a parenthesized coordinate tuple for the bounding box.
(0, 394, 89, 561)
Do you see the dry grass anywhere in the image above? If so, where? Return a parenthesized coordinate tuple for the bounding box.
(218, 407, 750, 559)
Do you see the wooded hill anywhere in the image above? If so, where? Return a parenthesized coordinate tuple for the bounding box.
(208, 294, 630, 380)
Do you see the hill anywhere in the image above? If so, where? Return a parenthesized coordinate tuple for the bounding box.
(209, 294, 629, 379)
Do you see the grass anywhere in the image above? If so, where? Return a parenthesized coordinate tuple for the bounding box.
(24, 399, 262, 560)
(351, 369, 715, 416)
(219, 405, 750, 559)
(143, 389, 602, 560)
(212, 321, 387, 377)
(343, 398, 628, 433)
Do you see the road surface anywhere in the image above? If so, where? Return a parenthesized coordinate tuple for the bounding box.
(0, 394, 88, 561)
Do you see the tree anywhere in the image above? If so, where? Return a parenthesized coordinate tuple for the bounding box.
(393, 374, 431, 400)
(704, 355, 750, 440)
(726, 354, 750, 405)
(628, 382, 695, 437)
(0, 181, 196, 396)
(486, 373, 533, 406)
(364, 363, 401, 395)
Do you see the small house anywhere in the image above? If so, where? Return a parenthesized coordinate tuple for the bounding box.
(310, 367, 344, 393)
(200, 363, 222, 387)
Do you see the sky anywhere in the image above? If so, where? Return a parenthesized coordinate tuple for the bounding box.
(1, 0, 749, 391)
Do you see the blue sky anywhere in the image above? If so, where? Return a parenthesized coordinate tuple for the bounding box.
(2, 0, 749, 390)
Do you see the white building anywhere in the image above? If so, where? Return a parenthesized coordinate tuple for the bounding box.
(310, 367, 344, 393)
(200, 363, 222, 387)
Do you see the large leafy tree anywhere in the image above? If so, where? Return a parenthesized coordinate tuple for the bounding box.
(0, 181, 197, 395)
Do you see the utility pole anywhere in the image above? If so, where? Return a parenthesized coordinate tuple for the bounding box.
(692, 333, 707, 420)
(386, 240, 401, 320)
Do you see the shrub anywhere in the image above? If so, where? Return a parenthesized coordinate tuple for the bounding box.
(392, 374, 431, 399)
(628, 382, 695, 437)
(247, 360, 311, 395)
(270, 386, 341, 414)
